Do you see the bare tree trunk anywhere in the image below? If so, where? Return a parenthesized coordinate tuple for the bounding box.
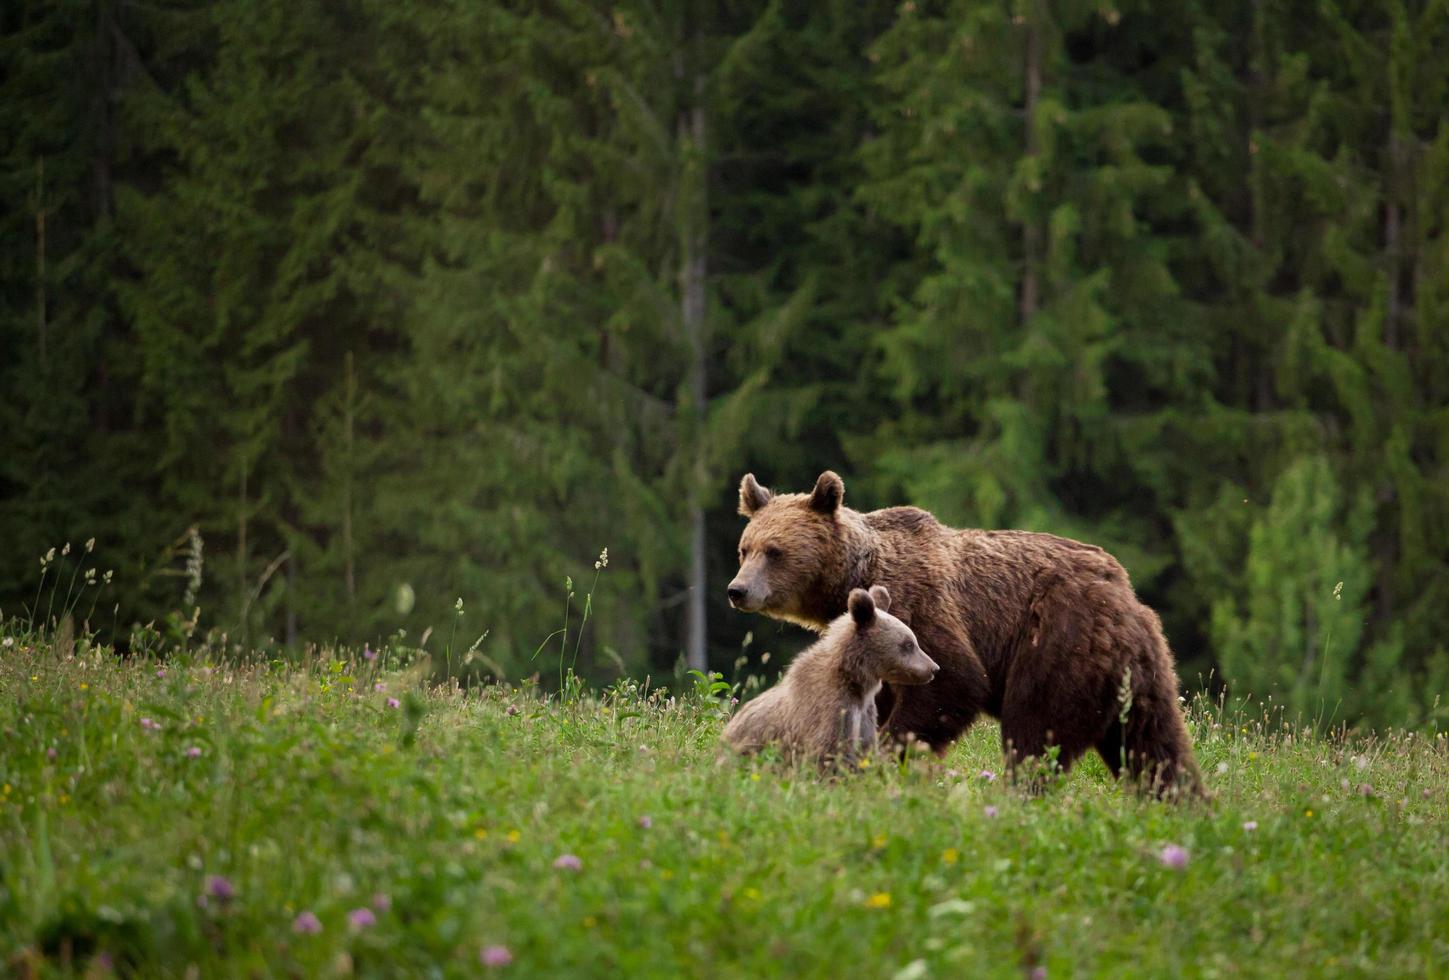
(238, 458, 249, 640)
(343, 351, 357, 637)
(35, 157, 46, 368)
(1020, 11, 1041, 324)
(682, 89, 709, 673)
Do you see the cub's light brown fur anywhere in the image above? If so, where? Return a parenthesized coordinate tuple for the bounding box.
(722, 585, 938, 765)
(727, 471, 1203, 797)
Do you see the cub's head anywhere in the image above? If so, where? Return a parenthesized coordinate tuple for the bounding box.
(842, 585, 938, 686)
(727, 471, 847, 622)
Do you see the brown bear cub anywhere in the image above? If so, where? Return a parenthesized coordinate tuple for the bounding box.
(727, 471, 1204, 797)
(723, 585, 939, 766)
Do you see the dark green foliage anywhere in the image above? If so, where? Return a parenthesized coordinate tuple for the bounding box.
(1, 0, 1445, 726)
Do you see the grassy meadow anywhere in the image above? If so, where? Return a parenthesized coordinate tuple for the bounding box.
(2, 626, 1448, 978)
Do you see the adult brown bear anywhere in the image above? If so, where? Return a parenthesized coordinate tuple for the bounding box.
(726, 470, 1202, 796)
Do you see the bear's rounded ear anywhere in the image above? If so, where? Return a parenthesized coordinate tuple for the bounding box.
(809, 470, 844, 514)
(868, 584, 891, 613)
(848, 587, 876, 627)
(739, 473, 772, 517)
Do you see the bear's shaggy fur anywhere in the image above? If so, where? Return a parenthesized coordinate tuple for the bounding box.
(722, 585, 939, 765)
(726, 471, 1203, 796)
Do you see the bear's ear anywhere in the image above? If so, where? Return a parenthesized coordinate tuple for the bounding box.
(868, 584, 891, 613)
(739, 473, 772, 516)
(809, 470, 844, 514)
(848, 587, 876, 627)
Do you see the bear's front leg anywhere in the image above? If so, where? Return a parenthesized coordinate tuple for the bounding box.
(880, 623, 989, 755)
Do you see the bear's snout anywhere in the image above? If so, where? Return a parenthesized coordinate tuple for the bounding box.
(727, 584, 748, 605)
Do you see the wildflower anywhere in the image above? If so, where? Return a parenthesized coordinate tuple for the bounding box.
(857, 756, 871, 769)
(506, 830, 521, 844)
(1242, 821, 1258, 832)
(455, 597, 464, 614)
(363, 645, 377, 661)
(1158, 845, 1189, 870)
(372, 893, 391, 912)
(140, 717, 160, 732)
(386, 698, 400, 709)
(505, 704, 520, 716)
(46, 747, 57, 761)
(595, 547, 609, 570)
(85, 537, 95, 553)
(941, 848, 959, 865)
(983, 805, 999, 819)
(156, 668, 166, 679)
(374, 682, 385, 691)
(1029, 968, 1047, 980)
(864, 892, 892, 909)
(553, 854, 583, 872)
(205, 875, 236, 901)
(979, 769, 996, 782)
(104, 570, 113, 585)
(1357, 783, 1374, 797)
(348, 908, 377, 930)
(293, 911, 323, 934)
(1, 637, 12, 649)
(637, 815, 652, 829)
(872, 834, 888, 850)
(481, 945, 513, 967)
(62, 542, 71, 556)
(185, 746, 202, 759)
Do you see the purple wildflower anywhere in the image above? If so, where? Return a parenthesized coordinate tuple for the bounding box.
(1242, 820, 1258, 832)
(374, 682, 386, 692)
(348, 907, 377, 930)
(205, 875, 235, 901)
(979, 769, 997, 782)
(292, 911, 322, 935)
(185, 746, 202, 759)
(481, 945, 513, 967)
(553, 853, 583, 872)
(1029, 967, 1047, 980)
(371, 892, 391, 912)
(983, 805, 999, 818)
(363, 645, 377, 662)
(637, 815, 653, 830)
(155, 668, 167, 679)
(386, 697, 400, 709)
(1158, 844, 1190, 869)
(140, 717, 160, 732)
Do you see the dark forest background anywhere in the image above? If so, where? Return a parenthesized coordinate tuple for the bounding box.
(4, 0, 1448, 727)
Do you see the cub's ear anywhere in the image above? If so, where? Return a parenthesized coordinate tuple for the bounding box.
(867, 584, 891, 613)
(848, 587, 876, 627)
(809, 470, 844, 514)
(739, 473, 772, 516)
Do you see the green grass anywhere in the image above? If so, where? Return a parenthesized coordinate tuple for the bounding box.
(2, 630, 1447, 978)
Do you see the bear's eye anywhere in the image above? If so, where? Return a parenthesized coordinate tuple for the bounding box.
(900, 640, 913, 653)
(765, 546, 783, 560)
(738, 547, 747, 562)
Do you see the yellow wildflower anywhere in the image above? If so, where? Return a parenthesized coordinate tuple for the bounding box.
(865, 892, 892, 909)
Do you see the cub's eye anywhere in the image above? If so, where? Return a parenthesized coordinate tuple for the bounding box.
(900, 641, 913, 653)
(765, 546, 783, 560)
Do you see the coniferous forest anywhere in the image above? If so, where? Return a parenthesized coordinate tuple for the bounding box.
(4, 0, 1448, 728)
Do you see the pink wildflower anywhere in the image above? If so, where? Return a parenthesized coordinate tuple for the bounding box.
(979, 769, 996, 782)
(348, 907, 377, 930)
(140, 717, 160, 732)
(372, 892, 391, 912)
(553, 853, 583, 872)
(185, 746, 202, 758)
(1158, 844, 1190, 869)
(386, 697, 400, 709)
(205, 875, 235, 901)
(481, 945, 513, 967)
(292, 911, 322, 934)
(983, 805, 999, 818)
(363, 644, 377, 661)
(637, 815, 653, 830)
